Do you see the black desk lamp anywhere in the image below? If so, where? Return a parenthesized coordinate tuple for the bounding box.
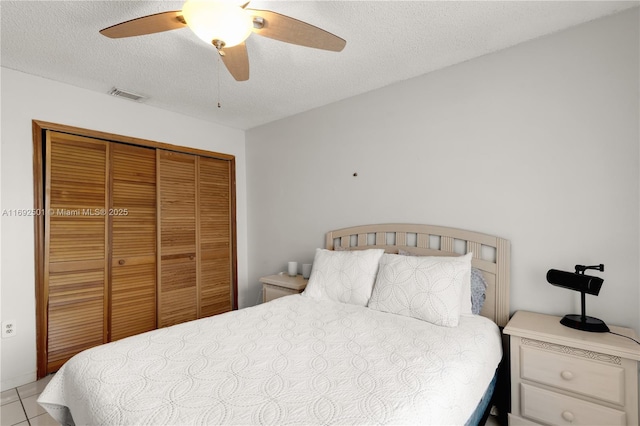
(546, 264, 609, 333)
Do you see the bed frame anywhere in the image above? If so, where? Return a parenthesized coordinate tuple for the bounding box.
(326, 223, 511, 327)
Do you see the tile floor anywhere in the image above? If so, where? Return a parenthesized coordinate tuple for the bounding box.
(1, 375, 59, 426)
(1, 375, 501, 426)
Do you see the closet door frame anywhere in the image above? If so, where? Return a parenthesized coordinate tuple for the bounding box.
(33, 120, 238, 379)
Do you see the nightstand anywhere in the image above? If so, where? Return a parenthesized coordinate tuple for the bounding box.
(504, 311, 640, 426)
(260, 274, 308, 303)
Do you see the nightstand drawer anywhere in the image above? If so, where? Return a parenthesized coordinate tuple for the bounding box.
(263, 283, 299, 302)
(521, 383, 626, 426)
(521, 345, 625, 405)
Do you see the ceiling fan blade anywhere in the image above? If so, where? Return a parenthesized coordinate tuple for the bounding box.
(248, 9, 346, 52)
(219, 43, 250, 81)
(100, 11, 186, 39)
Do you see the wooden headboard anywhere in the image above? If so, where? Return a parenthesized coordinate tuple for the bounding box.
(326, 224, 511, 327)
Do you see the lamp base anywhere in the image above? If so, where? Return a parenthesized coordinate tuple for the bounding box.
(560, 314, 610, 333)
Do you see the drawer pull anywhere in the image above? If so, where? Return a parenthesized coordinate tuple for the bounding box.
(560, 370, 574, 380)
(561, 411, 575, 422)
(118, 259, 125, 266)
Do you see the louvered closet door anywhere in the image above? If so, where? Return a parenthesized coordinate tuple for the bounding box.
(110, 144, 157, 341)
(158, 150, 198, 327)
(198, 157, 234, 317)
(45, 131, 108, 372)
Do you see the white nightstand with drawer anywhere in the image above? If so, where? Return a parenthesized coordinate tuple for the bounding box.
(260, 273, 307, 303)
(504, 311, 640, 426)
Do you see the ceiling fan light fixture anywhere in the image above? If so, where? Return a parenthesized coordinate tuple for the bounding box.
(182, 0, 253, 48)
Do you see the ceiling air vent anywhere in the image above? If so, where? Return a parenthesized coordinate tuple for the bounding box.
(108, 87, 146, 102)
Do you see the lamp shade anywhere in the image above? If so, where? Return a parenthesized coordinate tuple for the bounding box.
(546, 269, 603, 296)
(182, 1, 253, 48)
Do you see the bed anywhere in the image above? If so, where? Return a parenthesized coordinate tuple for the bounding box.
(38, 223, 510, 425)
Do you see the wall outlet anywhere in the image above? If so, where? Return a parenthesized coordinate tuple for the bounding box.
(2, 320, 16, 338)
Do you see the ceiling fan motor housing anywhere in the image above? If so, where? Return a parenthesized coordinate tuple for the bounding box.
(182, 0, 253, 48)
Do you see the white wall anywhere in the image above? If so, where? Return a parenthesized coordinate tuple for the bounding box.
(0, 68, 248, 390)
(246, 9, 640, 333)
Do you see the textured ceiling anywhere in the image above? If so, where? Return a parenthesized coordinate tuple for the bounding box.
(1, 1, 637, 130)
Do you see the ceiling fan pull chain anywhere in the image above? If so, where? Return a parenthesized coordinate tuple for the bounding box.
(217, 54, 222, 109)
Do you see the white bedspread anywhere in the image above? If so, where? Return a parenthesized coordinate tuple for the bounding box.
(38, 295, 502, 425)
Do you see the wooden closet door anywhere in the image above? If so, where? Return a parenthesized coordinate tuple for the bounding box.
(158, 150, 198, 327)
(110, 144, 157, 340)
(198, 157, 234, 317)
(45, 131, 108, 372)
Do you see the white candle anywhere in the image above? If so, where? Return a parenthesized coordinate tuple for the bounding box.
(287, 261, 298, 277)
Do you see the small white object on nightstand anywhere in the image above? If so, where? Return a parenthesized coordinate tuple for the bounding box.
(302, 263, 312, 279)
(504, 310, 640, 426)
(260, 274, 307, 303)
(287, 262, 297, 277)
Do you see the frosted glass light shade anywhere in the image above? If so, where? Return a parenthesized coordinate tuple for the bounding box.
(182, 1, 253, 48)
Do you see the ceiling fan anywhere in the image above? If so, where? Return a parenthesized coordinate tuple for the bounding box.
(100, 0, 346, 82)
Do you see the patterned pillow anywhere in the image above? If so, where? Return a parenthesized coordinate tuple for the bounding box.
(398, 249, 481, 315)
(302, 248, 385, 306)
(368, 253, 472, 327)
(469, 267, 487, 315)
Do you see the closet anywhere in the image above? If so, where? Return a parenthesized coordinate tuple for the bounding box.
(45, 132, 109, 371)
(35, 123, 237, 376)
(111, 144, 157, 341)
(158, 150, 198, 327)
(157, 152, 234, 327)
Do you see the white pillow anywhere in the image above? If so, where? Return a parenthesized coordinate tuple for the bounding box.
(368, 252, 472, 327)
(398, 249, 473, 315)
(302, 248, 385, 306)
